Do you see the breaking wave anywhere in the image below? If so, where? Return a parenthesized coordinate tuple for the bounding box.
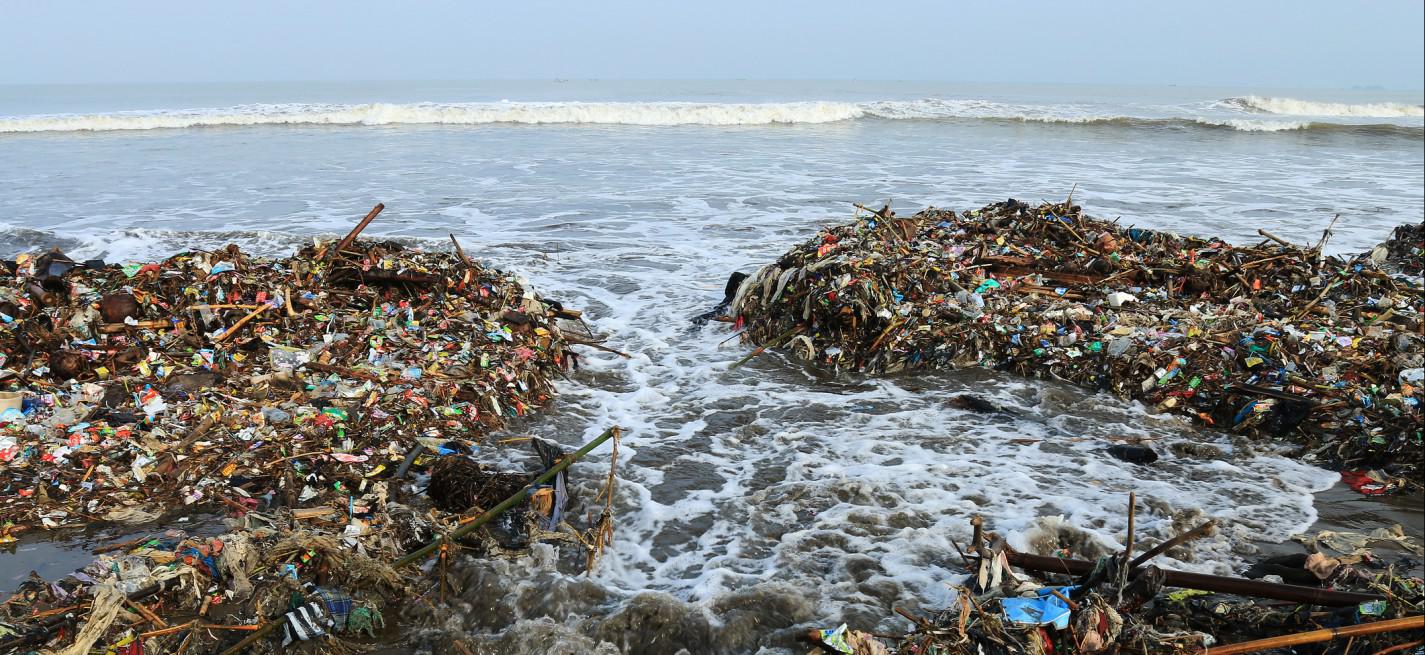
(0, 101, 868, 132)
(1, 99, 1420, 135)
(1221, 95, 1425, 118)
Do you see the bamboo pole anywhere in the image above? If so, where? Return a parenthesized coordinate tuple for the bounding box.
(1205, 615, 1423, 655)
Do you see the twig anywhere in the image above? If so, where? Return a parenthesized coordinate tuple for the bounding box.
(1131, 519, 1217, 567)
(563, 336, 633, 359)
(1314, 214, 1341, 252)
(449, 234, 475, 269)
(728, 325, 801, 370)
(894, 606, 934, 630)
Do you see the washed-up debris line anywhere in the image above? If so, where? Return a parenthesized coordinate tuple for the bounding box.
(729, 200, 1424, 487)
(0, 204, 624, 653)
(807, 510, 1425, 655)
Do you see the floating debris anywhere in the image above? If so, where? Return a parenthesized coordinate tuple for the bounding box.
(728, 200, 1424, 487)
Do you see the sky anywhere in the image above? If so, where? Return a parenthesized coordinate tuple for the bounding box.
(2, 1, 1422, 89)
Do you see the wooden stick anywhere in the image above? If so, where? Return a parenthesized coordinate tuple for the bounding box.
(1292, 275, 1341, 321)
(188, 304, 261, 311)
(1131, 520, 1216, 567)
(853, 203, 894, 220)
(1046, 587, 1080, 611)
(126, 598, 167, 627)
(1374, 640, 1424, 655)
(894, 606, 934, 629)
(1314, 214, 1340, 252)
(1124, 492, 1136, 561)
(1205, 615, 1423, 655)
(322, 203, 385, 260)
(728, 326, 800, 370)
(562, 335, 633, 359)
(449, 234, 475, 269)
(216, 620, 276, 655)
(213, 304, 272, 343)
(94, 535, 151, 554)
(140, 619, 197, 639)
(1240, 253, 1295, 269)
(1257, 229, 1295, 248)
(100, 319, 176, 333)
(27, 603, 88, 619)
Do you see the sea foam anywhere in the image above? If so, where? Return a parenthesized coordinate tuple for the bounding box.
(1222, 95, 1425, 118)
(4, 98, 1420, 134)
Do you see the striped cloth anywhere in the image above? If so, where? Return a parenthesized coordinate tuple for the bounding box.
(281, 602, 332, 646)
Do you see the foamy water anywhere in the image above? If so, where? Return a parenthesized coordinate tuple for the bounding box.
(1223, 95, 1425, 117)
(2, 80, 1421, 652)
(2, 91, 1422, 134)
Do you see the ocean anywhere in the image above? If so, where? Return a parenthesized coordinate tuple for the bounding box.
(2, 80, 1422, 652)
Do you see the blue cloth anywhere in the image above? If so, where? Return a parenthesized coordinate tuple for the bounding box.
(1001, 586, 1076, 630)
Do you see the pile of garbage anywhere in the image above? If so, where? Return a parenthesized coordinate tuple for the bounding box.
(1, 518, 405, 654)
(1372, 222, 1425, 276)
(729, 200, 1424, 487)
(0, 205, 622, 653)
(809, 512, 1424, 655)
(0, 203, 584, 531)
